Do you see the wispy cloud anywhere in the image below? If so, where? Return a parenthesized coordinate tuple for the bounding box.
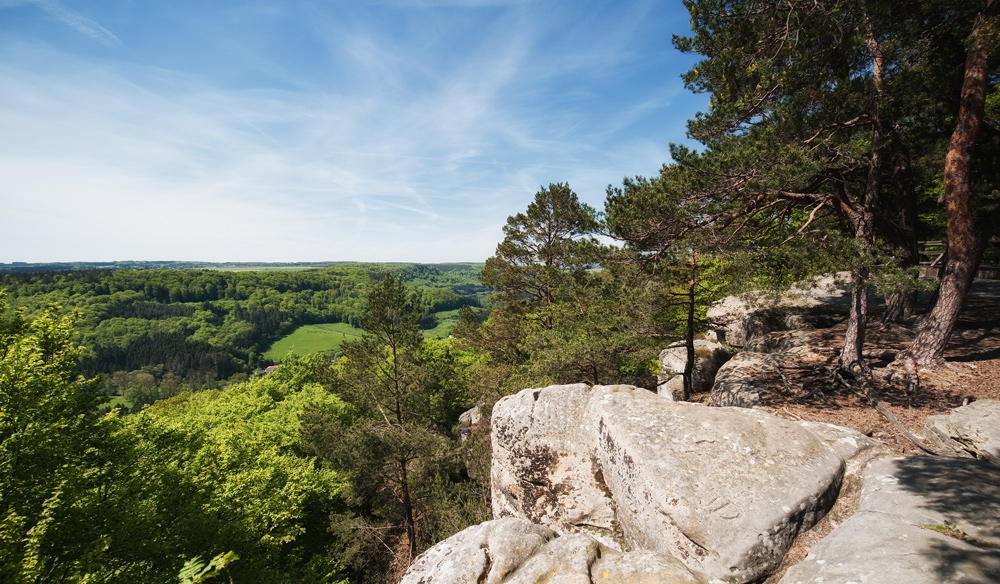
(1, 0, 121, 46)
(0, 1, 703, 262)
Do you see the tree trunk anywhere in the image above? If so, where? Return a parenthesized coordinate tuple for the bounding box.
(399, 458, 417, 564)
(898, 6, 995, 366)
(840, 19, 886, 372)
(882, 133, 920, 323)
(902, 234, 988, 364)
(682, 253, 696, 401)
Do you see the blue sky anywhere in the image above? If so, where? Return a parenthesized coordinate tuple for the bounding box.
(1, 0, 706, 262)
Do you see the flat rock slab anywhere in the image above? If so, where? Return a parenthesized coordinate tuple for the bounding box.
(400, 518, 704, 584)
(780, 456, 1000, 584)
(592, 388, 844, 584)
(924, 399, 1000, 464)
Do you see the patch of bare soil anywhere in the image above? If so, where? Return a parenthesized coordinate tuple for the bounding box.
(744, 281, 1000, 583)
(693, 280, 1000, 455)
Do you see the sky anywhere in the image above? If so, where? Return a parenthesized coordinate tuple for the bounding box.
(0, 0, 707, 263)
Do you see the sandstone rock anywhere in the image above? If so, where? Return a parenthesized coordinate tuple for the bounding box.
(792, 420, 883, 462)
(706, 275, 850, 348)
(923, 399, 1000, 464)
(704, 296, 765, 348)
(779, 456, 1000, 584)
(657, 340, 734, 400)
(457, 404, 483, 442)
(400, 517, 704, 584)
(592, 388, 844, 584)
(493, 384, 847, 584)
(709, 351, 775, 408)
(491, 384, 620, 549)
(400, 518, 554, 584)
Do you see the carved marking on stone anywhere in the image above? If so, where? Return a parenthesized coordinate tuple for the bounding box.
(702, 496, 742, 520)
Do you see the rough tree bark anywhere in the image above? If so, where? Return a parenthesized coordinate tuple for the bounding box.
(881, 133, 920, 323)
(897, 3, 996, 367)
(840, 19, 887, 374)
(682, 251, 697, 401)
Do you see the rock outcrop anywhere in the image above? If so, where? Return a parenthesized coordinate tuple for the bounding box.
(708, 342, 833, 408)
(490, 384, 618, 548)
(402, 385, 1000, 584)
(400, 517, 704, 584)
(457, 404, 483, 442)
(779, 455, 1000, 584)
(923, 399, 1000, 464)
(707, 351, 775, 408)
(657, 340, 734, 400)
(705, 274, 850, 348)
(491, 384, 862, 584)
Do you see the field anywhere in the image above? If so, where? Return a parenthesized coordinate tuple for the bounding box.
(264, 322, 365, 359)
(422, 309, 464, 339)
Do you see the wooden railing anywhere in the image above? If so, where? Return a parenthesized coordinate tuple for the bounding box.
(918, 239, 1000, 280)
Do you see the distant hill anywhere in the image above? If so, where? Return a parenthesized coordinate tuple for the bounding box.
(0, 260, 484, 273)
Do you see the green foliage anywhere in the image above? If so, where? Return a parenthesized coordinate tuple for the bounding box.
(0, 296, 353, 583)
(463, 184, 662, 396)
(0, 293, 112, 583)
(264, 322, 365, 360)
(301, 275, 486, 583)
(0, 264, 484, 407)
(177, 552, 239, 584)
(481, 183, 599, 311)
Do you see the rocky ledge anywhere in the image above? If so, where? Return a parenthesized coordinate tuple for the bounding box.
(401, 385, 1000, 584)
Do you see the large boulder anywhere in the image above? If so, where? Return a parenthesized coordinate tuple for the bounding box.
(457, 404, 483, 442)
(923, 399, 1000, 464)
(491, 383, 620, 548)
(400, 517, 704, 584)
(592, 388, 844, 583)
(657, 340, 734, 400)
(492, 384, 850, 584)
(705, 297, 781, 348)
(708, 351, 775, 408)
(779, 456, 1000, 584)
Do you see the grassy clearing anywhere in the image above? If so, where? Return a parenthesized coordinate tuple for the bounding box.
(99, 396, 134, 410)
(264, 322, 365, 359)
(423, 309, 464, 339)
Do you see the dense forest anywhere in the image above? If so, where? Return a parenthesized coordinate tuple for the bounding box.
(0, 264, 485, 409)
(3, 0, 999, 582)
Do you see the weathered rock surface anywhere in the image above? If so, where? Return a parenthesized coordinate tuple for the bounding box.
(791, 419, 882, 462)
(400, 517, 704, 584)
(923, 399, 1000, 464)
(708, 351, 775, 408)
(492, 385, 850, 584)
(705, 275, 850, 348)
(779, 455, 1000, 584)
(709, 335, 834, 408)
(593, 389, 844, 584)
(657, 340, 734, 400)
(457, 404, 483, 442)
(491, 383, 619, 548)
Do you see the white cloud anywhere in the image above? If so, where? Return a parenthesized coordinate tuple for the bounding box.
(0, 1, 703, 262)
(1, 0, 122, 46)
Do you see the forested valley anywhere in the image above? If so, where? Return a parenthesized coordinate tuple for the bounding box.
(3, 0, 999, 582)
(0, 264, 485, 410)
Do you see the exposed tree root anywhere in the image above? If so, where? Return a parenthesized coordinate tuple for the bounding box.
(833, 361, 947, 456)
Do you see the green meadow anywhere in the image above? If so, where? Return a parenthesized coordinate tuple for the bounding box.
(264, 322, 365, 359)
(422, 309, 464, 339)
